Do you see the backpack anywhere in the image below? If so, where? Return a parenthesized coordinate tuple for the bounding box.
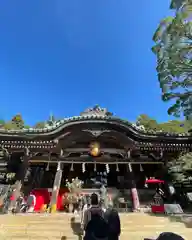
(85, 209, 109, 240)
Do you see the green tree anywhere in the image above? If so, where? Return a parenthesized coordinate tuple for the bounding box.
(152, 3, 192, 119)
(170, 0, 189, 10)
(159, 120, 190, 133)
(4, 121, 16, 130)
(136, 114, 191, 133)
(136, 114, 160, 130)
(34, 122, 46, 129)
(168, 152, 192, 182)
(0, 119, 5, 125)
(11, 114, 24, 129)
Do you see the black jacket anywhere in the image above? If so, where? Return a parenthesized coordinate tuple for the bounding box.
(104, 208, 121, 239)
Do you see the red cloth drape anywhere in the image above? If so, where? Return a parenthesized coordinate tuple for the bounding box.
(31, 189, 51, 212)
(151, 205, 165, 213)
(30, 188, 69, 212)
(57, 188, 68, 211)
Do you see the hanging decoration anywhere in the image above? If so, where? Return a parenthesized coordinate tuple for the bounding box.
(89, 142, 100, 157)
(70, 162, 74, 171)
(128, 163, 132, 172)
(105, 164, 109, 173)
(60, 149, 64, 157)
(46, 152, 51, 171)
(116, 163, 119, 172)
(46, 162, 50, 171)
(94, 162, 97, 172)
(82, 163, 85, 173)
(144, 177, 148, 188)
(140, 164, 143, 172)
(57, 162, 61, 171)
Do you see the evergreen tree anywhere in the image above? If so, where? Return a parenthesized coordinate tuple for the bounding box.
(152, 1, 192, 119)
(168, 152, 192, 183)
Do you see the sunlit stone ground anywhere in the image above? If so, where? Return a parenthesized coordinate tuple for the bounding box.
(0, 213, 190, 240)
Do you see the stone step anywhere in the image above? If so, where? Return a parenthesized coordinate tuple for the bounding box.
(1, 232, 190, 240)
(0, 234, 190, 240)
(0, 213, 190, 240)
(1, 221, 178, 227)
(0, 215, 178, 222)
(1, 222, 185, 230)
(1, 222, 185, 229)
(0, 237, 154, 240)
(1, 227, 188, 233)
(1, 227, 191, 237)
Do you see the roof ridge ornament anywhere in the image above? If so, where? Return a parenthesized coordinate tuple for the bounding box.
(80, 105, 113, 117)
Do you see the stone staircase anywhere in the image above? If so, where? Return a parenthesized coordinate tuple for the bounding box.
(0, 213, 191, 240)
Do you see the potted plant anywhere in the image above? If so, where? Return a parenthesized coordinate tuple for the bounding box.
(65, 177, 83, 212)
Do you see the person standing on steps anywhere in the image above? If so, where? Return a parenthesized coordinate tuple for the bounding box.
(104, 202, 121, 240)
(82, 193, 109, 240)
(81, 195, 91, 228)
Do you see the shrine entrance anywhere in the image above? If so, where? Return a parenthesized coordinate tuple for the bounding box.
(60, 163, 125, 189)
(25, 160, 164, 212)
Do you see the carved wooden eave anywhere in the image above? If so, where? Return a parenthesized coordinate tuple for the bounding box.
(0, 114, 190, 152)
(82, 129, 111, 137)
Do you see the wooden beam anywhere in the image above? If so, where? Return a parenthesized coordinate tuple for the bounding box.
(29, 159, 164, 164)
(64, 148, 126, 154)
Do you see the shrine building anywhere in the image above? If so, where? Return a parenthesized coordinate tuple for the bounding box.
(0, 106, 191, 211)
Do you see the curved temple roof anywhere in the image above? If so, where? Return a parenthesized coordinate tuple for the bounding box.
(0, 106, 191, 142)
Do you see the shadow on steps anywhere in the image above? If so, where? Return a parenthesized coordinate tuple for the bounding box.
(146, 212, 192, 228)
(61, 217, 83, 240)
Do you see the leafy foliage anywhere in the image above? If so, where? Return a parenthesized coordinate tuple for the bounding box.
(168, 152, 192, 182)
(137, 114, 159, 130)
(11, 114, 24, 129)
(152, 2, 192, 119)
(34, 122, 46, 129)
(65, 177, 83, 203)
(170, 0, 190, 10)
(4, 121, 16, 130)
(136, 114, 191, 133)
(0, 120, 5, 125)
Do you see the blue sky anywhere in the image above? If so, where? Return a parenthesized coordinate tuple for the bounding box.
(0, 0, 175, 125)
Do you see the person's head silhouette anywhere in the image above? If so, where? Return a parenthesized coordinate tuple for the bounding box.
(91, 193, 98, 205)
(156, 232, 185, 240)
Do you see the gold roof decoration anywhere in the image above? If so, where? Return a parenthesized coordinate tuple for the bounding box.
(89, 142, 101, 157)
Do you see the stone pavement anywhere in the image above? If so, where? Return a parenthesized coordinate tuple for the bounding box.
(0, 213, 190, 240)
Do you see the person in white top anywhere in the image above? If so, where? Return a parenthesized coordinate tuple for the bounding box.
(81, 195, 91, 228)
(27, 193, 36, 212)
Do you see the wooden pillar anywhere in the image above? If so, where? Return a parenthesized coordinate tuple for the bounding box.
(49, 161, 63, 213)
(128, 163, 140, 211)
(9, 148, 30, 211)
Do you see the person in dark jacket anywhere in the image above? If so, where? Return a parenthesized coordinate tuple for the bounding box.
(104, 202, 121, 240)
(83, 193, 105, 229)
(83, 193, 107, 240)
